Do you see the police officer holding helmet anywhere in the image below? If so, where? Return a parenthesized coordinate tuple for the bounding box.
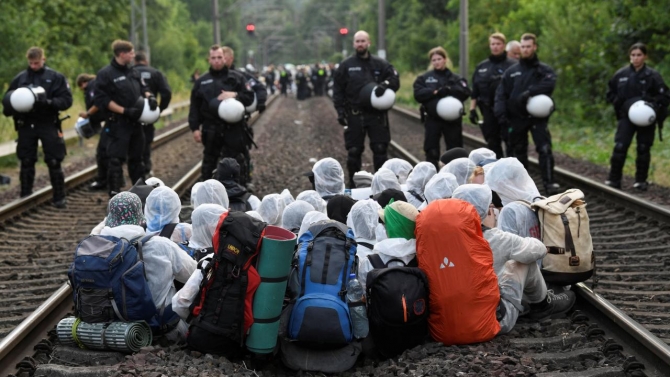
(605, 43, 670, 191)
(333, 30, 400, 188)
(189, 45, 254, 180)
(2, 47, 73, 207)
(76, 73, 108, 190)
(494, 33, 559, 195)
(413, 47, 471, 169)
(94, 40, 156, 196)
(470, 32, 517, 159)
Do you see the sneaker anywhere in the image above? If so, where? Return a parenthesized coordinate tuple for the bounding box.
(527, 289, 576, 320)
(89, 181, 107, 191)
(604, 180, 621, 189)
(545, 183, 561, 196)
(633, 181, 649, 191)
(53, 198, 67, 209)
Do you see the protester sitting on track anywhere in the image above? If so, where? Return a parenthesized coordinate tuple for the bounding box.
(452, 184, 576, 330)
(214, 158, 260, 211)
(418, 172, 459, 210)
(258, 193, 286, 226)
(312, 157, 346, 200)
(469, 147, 497, 166)
(280, 188, 295, 207)
(347, 199, 382, 260)
(440, 157, 476, 186)
(172, 204, 227, 320)
(375, 188, 407, 208)
(282, 201, 315, 234)
(326, 194, 356, 224)
(404, 162, 437, 208)
(353, 170, 374, 188)
(192, 179, 229, 210)
(358, 199, 419, 290)
(190, 182, 203, 207)
(469, 166, 486, 184)
(298, 210, 329, 238)
(371, 167, 402, 197)
(102, 192, 196, 340)
(296, 190, 327, 213)
(145, 186, 192, 243)
(145, 177, 165, 187)
(381, 158, 414, 184)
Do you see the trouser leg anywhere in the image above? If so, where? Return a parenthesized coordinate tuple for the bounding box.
(143, 123, 155, 175)
(19, 160, 36, 197)
(497, 260, 547, 334)
(201, 127, 222, 180)
(39, 124, 67, 202)
(106, 121, 135, 194)
(530, 121, 555, 186)
(344, 113, 365, 187)
(479, 103, 504, 159)
(127, 126, 146, 185)
(635, 123, 655, 182)
(16, 125, 39, 197)
(508, 119, 530, 169)
(608, 118, 635, 183)
(423, 117, 444, 169)
(367, 111, 391, 171)
(107, 158, 124, 194)
(442, 119, 463, 151)
(95, 131, 109, 184)
(46, 159, 66, 202)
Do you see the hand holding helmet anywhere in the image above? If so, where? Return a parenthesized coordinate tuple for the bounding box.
(123, 106, 142, 121)
(374, 81, 388, 97)
(147, 95, 158, 111)
(436, 86, 451, 98)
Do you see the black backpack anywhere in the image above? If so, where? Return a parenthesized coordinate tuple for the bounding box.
(365, 255, 429, 359)
(186, 211, 267, 358)
(229, 192, 253, 212)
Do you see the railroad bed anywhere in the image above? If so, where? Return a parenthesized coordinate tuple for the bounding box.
(2, 96, 669, 376)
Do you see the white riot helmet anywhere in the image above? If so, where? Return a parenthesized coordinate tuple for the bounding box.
(436, 96, 464, 121)
(526, 94, 555, 118)
(139, 98, 161, 124)
(245, 93, 258, 113)
(10, 86, 45, 113)
(628, 100, 656, 126)
(370, 86, 396, 110)
(75, 117, 94, 139)
(218, 98, 245, 123)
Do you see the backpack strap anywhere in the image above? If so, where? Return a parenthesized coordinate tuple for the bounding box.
(408, 190, 425, 203)
(368, 254, 386, 269)
(159, 223, 178, 238)
(357, 242, 374, 250)
(560, 213, 579, 266)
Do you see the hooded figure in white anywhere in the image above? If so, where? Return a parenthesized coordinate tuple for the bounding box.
(419, 172, 459, 210)
(469, 148, 497, 166)
(192, 179, 229, 209)
(346, 199, 381, 260)
(258, 193, 286, 226)
(498, 202, 542, 239)
(145, 186, 192, 244)
(296, 190, 327, 213)
(381, 158, 413, 184)
(371, 167, 402, 196)
(245, 210, 263, 221)
(297, 211, 330, 239)
(172, 204, 227, 321)
(312, 158, 345, 199)
(102, 192, 196, 339)
(485, 158, 542, 206)
(403, 162, 437, 208)
(282, 201, 315, 233)
(190, 182, 204, 208)
(452, 184, 550, 334)
(440, 157, 476, 186)
(280, 188, 295, 207)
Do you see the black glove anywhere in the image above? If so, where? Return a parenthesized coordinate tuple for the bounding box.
(374, 83, 388, 97)
(257, 104, 266, 113)
(519, 90, 531, 104)
(34, 97, 52, 110)
(124, 106, 142, 121)
(436, 86, 451, 98)
(469, 109, 479, 124)
(147, 95, 158, 111)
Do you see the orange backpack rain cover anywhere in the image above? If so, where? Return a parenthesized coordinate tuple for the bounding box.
(415, 199, 500, 345)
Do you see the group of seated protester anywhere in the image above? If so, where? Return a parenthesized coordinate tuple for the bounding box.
(86, 148, 576, 358)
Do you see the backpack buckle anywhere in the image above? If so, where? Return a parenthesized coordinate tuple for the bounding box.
(569, 256, 580, 266)
(231, 265, 241, 278)
(338, 289, 347, 298)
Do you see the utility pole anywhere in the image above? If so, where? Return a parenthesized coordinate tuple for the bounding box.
(130, 0, 150, 60)
(377, 0, 386, 59)
(459, 0, 468, 80)
(141, 0, 149, 60)
(212, 0, 221, 45)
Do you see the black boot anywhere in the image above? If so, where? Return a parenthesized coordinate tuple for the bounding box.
(48, 165, 67, 208)
(19, 162, 35, 198)
(107, 158, 124, 197)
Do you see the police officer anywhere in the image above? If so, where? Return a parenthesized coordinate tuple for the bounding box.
(76, 74, 108, 190)
(189, 45, 254, 181)
(605, 43, 670, 191)
(278, 66, 292, 96)
(313, 63, 327, 96)
(470, 33, 517, 159)
(94, 40, 155, 196)
(295, 66, 310, 100)
(264, 64, 276, 95)
(333, 30, 400, 187)
(134, 51, 172, 176)
(2, 47, 73, 207)
(413, 47, 471, 169)
(494, 33, 559, 195)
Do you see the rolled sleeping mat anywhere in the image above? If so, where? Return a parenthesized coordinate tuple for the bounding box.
(73, 321, 107, 350)
(104, 321, 153, 352)
(56, 317, 152, 353)
(246, 225, 297, 354)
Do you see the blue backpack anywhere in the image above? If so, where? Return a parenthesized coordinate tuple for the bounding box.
(68, 235, 158, 325)
(288, 220, 357, 346)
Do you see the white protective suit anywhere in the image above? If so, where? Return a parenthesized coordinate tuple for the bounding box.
(312, 158, 345, 199)
(192, 179, 229, 209)
(297, 211, 329, 239)
(280, 188, 295, 207)
(371, 167, 402, 196)
(484, 158, 542, 206)
(419, 172, 459, 210)
(469, 148, 497, 166)
(358, 238, 417, 291)
(258, 193, 286, 226)
(498, 202, 541, 239)
(452, 184, 547, 334)
(245, 210, 263, 221)
(381, 158, 413, 184)
(346, 199, 381, 260)
(190, 182, 204, 207)
(189, 204, 227, 250)
(403, 162, 437, 208)
(282, 201, 315, 232)
(440, 157, 476, 186)
(145, 177, 165, 187)
(145, 186, 192, 243)
(296, 190, 327, 213)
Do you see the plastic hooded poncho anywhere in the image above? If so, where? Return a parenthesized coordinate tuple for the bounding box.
(258, 193, 286, 226)
(469, 148, 497, 166)
(189, 204, 227, 250)
(420, 173, 459, 209)
(498, 202, 541, 239)
(312, 158, 345, 199)
(192, 179, 229, 209)
(404, 162, 437, 208)
(381, 158, 414, 184)
(280, 188, 295, 207)
(451, 183, 547, 334)
(439, 157, 476, 186)
(245, 210, 263, 221)
(296, 190, 327, 213)
(358, 238, 417, 291)
(297, 211, 329, 239)
(281, 201, 315, 233)
(346, 199, 381, 259)
(484, 158, 541, 206)
(145, 186, 192, 243)
(145, 177, 165, 187)
(353, 171, 374, 188)
(371, 168, 401, 196)
(190, 182, 203, 207)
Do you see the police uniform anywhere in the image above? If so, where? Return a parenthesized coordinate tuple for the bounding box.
(606, 64, 670, 188)
(188, 66, 254, 180)
(134, 63, 172, 175)
(279, 70, 291, 96)
(94, 58, 148, 195)
(313, 65, 327, 96)
(234, 64, 267, 186)
(2, 65, 72, 203)
(413, 68, 471, 169)
(83, 79, 109, 188)
(471, 52, 517, 158)
(494, 54, 557, 192)
(296, 70, 310, 100)
(264, 70, 276, 94)
(333, 53, 400, 186)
